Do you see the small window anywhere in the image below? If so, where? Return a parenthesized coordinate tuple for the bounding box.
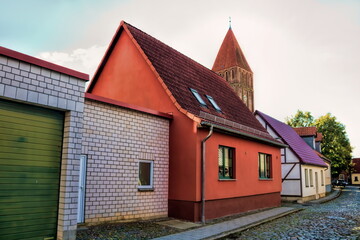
(321, 170, 324, 186)
(206, 95, 221, 112)
(190, 88, 207, 107)
(138, 160, 154, 190)
(354, 176, 359, 182)
(310, 169, 313, 187)
(305, 169, 309, 187)
(259, 153, 272, 179)
(218, 146, 235, 179)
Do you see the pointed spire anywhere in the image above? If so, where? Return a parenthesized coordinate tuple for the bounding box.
(229, 17, 232, 29)
(212, 27, 252, 73)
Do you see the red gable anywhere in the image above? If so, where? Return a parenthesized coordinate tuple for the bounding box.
(88, 21, 278, 144)
(293, 127, 317, 137)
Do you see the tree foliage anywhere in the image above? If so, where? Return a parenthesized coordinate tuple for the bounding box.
(285, 110, 315, 127)
(286, 110, 352, 176)
(315, 114, 352, 176)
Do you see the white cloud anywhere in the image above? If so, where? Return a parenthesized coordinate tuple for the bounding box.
(37, 45, 107, 77)
(32, 0, 360, 156)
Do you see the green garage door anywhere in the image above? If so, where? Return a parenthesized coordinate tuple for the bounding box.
(0, 99, 64, 240)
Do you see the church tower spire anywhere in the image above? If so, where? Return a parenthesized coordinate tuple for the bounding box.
(212, 27, 254, 112)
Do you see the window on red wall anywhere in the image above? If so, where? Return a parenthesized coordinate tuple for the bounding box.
(218, 146, 235, 179)
(259, 153, 272, 179)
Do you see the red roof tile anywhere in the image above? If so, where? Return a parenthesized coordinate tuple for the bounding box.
(352, 158, 360, 173)
(293, 127, 317, 137)
(314, 150, 331, 163)
(212, 28, 252, 72)
(88, 21, 277, 143)
(315, 132, 323, 142)
(124, 23, 274, 139)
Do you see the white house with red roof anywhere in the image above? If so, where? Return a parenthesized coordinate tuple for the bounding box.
(255, 111, 328, 202)
(294, 127, 332, 193)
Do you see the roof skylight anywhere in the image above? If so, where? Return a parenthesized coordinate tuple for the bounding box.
(190, 88, 207, 107)
(206, 95, 222, 112)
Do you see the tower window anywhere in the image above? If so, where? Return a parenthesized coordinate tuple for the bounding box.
(206, 95, 222, 112)
(190, 88, 207, 107)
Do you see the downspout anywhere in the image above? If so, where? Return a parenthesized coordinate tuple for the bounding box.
(201, 125, 213, 224)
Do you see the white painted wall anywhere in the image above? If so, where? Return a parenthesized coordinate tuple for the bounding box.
(324, 161, 332, 192)
(256, 115, 266, 128)
(301, 165, 326, 197)
(285, 148, 299, 163)
(282, 164, 300, 179)
(281, 180, 301, 195)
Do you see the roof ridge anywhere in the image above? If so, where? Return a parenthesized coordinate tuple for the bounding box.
(90, 20, 271, 137)
(123, 22, 224, 80)
(256, 110, 327, 167)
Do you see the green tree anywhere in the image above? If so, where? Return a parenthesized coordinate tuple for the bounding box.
(285, 110, 315, 127)
(286, 111, 352, 177)
(315, 114, 352, 176)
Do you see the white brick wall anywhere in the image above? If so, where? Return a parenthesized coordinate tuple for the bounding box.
(82, 99, 169, 223)
(0, 53, 86, 240)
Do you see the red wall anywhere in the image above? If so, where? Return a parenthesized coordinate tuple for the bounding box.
(89, 29, 282, 220)
(89, 31, 199, 202)
(197, 129, 282, 200)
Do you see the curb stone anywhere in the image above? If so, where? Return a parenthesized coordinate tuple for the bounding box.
(303, 189, 342, 206)
(210, 209, 302, 240)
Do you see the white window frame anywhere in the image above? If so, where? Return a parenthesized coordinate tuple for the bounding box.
(190, 88, 207, 107)
(309, 169, 313, 187)
(138, 160, 154, 190)
(305, 168, 309, 187)
(206, 95, 222, 112)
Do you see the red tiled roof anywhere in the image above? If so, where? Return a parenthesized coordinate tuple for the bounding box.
(352, 158, 360, 173)
(88, 21, 277, 143)
(124, 23, 273, 138)
(212, 28, 252, 72)
(315, 132, 323, 142)
(293, 127, 317, 137)
(315, 150, 331, 163)
(256, 111, 327, 167)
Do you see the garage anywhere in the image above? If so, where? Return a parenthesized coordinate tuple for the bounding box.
(0, 99, 64, 240)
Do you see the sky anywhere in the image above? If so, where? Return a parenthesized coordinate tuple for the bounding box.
(1, 0, 360, 156)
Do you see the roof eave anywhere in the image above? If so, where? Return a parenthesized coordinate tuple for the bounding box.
(302, 163, 329, 168)
(200, 121, 287, 148)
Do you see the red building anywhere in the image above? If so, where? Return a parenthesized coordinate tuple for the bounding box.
(87, 21, 285, 222)
(351, 158, 360, 185)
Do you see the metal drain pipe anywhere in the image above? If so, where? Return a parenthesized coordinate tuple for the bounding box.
(201, 125, 213, 224)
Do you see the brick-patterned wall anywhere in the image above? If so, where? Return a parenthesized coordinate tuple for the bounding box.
(82, 99, 169, 223)
(0, 53, 87, 240)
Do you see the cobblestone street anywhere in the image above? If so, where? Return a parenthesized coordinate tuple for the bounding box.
(223, 186, 360, 240)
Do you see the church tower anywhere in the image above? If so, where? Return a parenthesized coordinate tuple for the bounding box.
(212, 26, 254, 112)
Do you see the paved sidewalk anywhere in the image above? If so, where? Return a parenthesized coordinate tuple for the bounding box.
(305, 189, 341, 204)
(152, 207, 299, 240)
